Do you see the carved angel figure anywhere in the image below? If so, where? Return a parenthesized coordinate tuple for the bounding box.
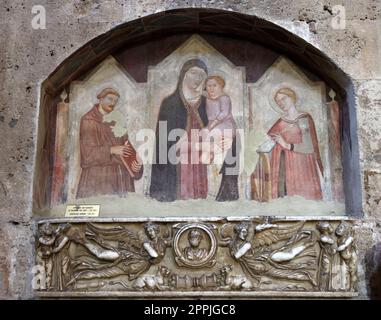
(335, 221, 357, 291)
(219, 219, 319, 288)
(36, 223, 74, 290)
(66, 222, 171, 287)
(316, 221, 337, 291)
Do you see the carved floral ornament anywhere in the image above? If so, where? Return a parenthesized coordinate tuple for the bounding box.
(34, 218, 358, 297)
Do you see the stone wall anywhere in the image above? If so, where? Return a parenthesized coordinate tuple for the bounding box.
(0, 0, 380, 299)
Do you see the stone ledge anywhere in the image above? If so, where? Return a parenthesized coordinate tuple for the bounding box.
(36, 291, 359, 298)
(36, 216, 355, 224)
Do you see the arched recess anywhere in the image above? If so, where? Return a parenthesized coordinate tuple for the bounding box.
(33, 8, 362, 217)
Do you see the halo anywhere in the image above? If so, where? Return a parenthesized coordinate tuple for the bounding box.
(268, 83, 300, 115)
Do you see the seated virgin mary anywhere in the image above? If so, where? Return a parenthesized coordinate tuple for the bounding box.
(149, 59, 240, 202)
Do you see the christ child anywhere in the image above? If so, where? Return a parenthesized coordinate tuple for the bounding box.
(199, 75, 237, 164)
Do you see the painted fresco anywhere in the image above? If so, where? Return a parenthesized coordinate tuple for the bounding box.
(36, 35, 345, 217)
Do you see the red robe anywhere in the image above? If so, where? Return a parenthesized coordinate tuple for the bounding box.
(179, 105, 208, 200)
(76, 105, 143, 199)
(268, 113, 323, 200)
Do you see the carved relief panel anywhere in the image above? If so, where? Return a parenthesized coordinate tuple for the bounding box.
(35, 218, 357, 297)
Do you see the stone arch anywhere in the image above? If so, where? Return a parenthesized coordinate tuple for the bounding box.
(33, 8, 362, 216)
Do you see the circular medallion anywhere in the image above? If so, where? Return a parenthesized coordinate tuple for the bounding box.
(173, 223, 217, 268)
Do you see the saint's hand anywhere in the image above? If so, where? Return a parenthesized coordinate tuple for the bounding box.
(131, 160, 142, 172)
(271, 134, 290, 150)
(110, 145, 133, 157)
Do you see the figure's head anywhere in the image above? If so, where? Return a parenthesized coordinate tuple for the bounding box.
(335, 221, 349, 236)
(183, 66, 207, 90)
(205, 75, 225, 99)
(234, 222, 250, 241)
(317, 221, 333, 234)
(144, 222, 160, 240)
(39, 222, 54, 236)
(274, 87, 297, 113)
(188, 228, 203, 248)
(97, 88, 120, 113)
(178, 59, 208, 92)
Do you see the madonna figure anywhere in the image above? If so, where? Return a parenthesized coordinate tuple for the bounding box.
(150, 59, 239, 202)
(150, 59, 208, 201)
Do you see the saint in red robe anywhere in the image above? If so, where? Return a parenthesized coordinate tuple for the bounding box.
(267, 113, 323, 200)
